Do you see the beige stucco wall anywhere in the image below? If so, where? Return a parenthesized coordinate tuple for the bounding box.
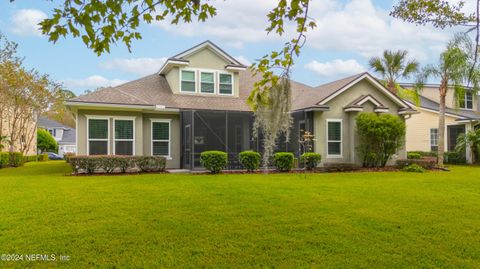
(76, 110, 181, 169)
(405, 108, 458, 152)
(314, 79, 407, 166)
(143, 114, 181, 169)
(165, 48, 240, 97)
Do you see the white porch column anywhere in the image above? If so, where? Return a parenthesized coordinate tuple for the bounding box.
(465, 122, 473, 164)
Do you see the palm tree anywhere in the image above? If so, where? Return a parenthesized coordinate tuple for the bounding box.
(455, 129, 480, 164)
(369, 50, 419, 94)
(416, 34, 480, 167)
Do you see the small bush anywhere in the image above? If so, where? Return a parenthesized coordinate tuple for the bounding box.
(0, 152, 9, 168)
(38, 154, 49, 161)
(23, 155, 38, 163)
(200, 151, 228, 174)
(397, 159, 436, 169)
(300, 152, 322, 170)
(136, 156, 166, 172)
(273, 152, 294, 172)
(444, 152, 466, 164)
(403, 163, 425, 173)
(408, 151, 437, 157)
(9, 152, 24, 167)
(407, 152, 421, 159)
(239, 151, 261, 172)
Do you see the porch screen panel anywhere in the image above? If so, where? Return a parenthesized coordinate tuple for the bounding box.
(88, 119, 108, 155)
(152, 122, 170, 156)
(193, 111, 226, 167)
(115, 120, 134, 155)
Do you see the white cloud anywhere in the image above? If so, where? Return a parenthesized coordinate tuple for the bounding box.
(63, 75, 127, 89)
(100, 57, 167, 76)
(10, 9, 47, 36)
(152, 0, 452, 63)
(235, 55, 251, 66)
(305, 59, 365, 77)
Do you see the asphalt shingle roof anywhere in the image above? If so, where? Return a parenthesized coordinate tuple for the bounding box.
(416, 95, 480, 120)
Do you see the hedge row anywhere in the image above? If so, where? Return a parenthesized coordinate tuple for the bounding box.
(24, 154, 49, 163)
(0, 152, 24, 168)
(200, 150, 322, 173)
(68, 155, 166, 174)
(396, 159, 436, 169)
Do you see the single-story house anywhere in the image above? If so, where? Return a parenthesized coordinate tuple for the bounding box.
(401, 84, 480, 163)
(38, 117, 77, 156)
(66, 41, 416, 169)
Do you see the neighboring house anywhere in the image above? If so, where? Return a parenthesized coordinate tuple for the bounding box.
(66, 41, 416, 169)
(38, 117, 77, 156)
(401, 84, 480, 163)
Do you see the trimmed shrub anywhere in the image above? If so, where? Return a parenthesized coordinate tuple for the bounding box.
(136, 156, 166, 172)
(300, 152, 322, 170)
(9, 152, 24, 167)
(444, 152, 466, 164)
(403, 163, 425, 173)
(408, 151, 437, 157)
(23, 155, 38, 163)
(0, 152, 9, 168)
(68, 155, 166, 174)
(239, 151, 261, 172)
(273, 152, 294, 172)
(38, 154, 49, 161)
(200, 151, 228, 174)
(407, 152, 421, 159)
(64, 153, 75, 163)
(397, 159, 436, 169)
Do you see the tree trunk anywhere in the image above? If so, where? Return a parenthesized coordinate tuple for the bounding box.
(437, 85, 447, 168)
(387, 80, 397, 94)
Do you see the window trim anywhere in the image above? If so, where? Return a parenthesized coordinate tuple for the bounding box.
(326, 119, 343, 158)
(430, 128, 438, 151)
(199, 70, 216, 94)
(113, 117, 136, 155)
(218, 72, 234, 96)
(86, 116, 110, 155)
(179, 68, 197, 93)
(151, 119, 172, 159)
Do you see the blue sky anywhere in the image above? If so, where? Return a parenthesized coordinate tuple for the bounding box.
(0, 0, 466, 96)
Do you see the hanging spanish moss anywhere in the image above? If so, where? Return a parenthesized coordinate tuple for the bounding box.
(251, 76, 293, 169)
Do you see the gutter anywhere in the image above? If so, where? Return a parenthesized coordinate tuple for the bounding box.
(65, 101, 180, 112)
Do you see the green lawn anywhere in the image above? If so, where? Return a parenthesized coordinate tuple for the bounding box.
(1, 162, 480, 268)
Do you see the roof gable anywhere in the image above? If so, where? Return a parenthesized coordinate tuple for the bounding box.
(317, 73, 411, 109)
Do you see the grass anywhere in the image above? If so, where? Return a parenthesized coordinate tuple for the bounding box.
(1, 162, 480, 268)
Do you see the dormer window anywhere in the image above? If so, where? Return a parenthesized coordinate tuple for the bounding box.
(200, 72, 215, 94)
(219, 73, 233, 95)
(181, 70, 196, 93)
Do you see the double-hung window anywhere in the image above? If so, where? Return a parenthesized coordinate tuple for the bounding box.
(219, 73, 233, 95)
(114, 119, 134, 155)
(327, 119, 342, 157)
(459, 91, 474, 109)
(200, 72, 215, 93)
(152, 120, 170, 157)
(430, 128, 438, 151)
(88, 118, 109, 155)
(181, 70, 196, 92)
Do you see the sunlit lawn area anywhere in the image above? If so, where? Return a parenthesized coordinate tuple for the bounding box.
(0, 161, 479, 268)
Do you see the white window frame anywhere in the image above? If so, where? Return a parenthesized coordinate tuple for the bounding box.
(86, 116, 110, 155)
(151, 119, 172, 159)
(113, 117, 136, 155)
(199, 70, 216, 94)
(326, 119, 343, 158)
(430, 128, 438, 151)
(179, 68, 197, 93)
(465, 91, 473, 110)
(218, 71, 234, 96)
